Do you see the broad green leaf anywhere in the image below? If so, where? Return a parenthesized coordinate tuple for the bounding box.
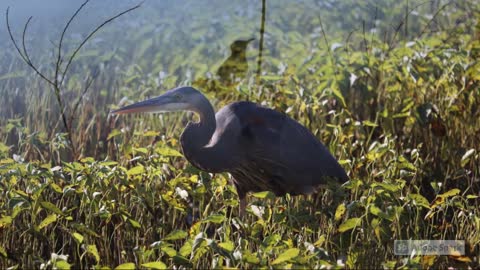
(330, 81, 346, 107)
(128, 218, 141, 229)
(0, 246, 7, 257)
(133, 147, 148, 154)
(439, 189, 460, 198)
(271, 248, 300, 265)
(338, 218, 361, 233)
(156, 146, 183, 157)
(141, 261, 167, 269)
(362, 120, 378, 127)
(179, 241, 192, 257)
(107, 129, 122, 140)
(114, 262, 136, 270)
(243, 252, 260, 264)
(38, 214, 57, 230)
(408, 194, 431, 209)
(142, 131, 160, 137)
(99, 161, 118, 166)
(0, 216, 13, 228)
(127, 165, 144, 176)
(218, 241, 234, 252)
(251, 191, 275, 199)
(50, 183, 63, 194)
(40, 201, 63, 215)
(0, 143, 10, 153)
(87, 244, 100, 263)
(334, 203, 346, 221)
(161, 246, 177, 257)
(164, 230, 188, 241)
(202, 214, 225, 224)
(72, 232, 84, 244)
(55, 260, 71, 270)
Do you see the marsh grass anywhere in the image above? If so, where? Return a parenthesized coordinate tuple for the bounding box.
(0, 0, 479, 268)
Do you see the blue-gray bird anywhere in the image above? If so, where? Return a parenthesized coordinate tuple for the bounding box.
(112, 87, 348, 215)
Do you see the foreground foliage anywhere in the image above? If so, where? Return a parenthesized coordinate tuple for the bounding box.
(0, 0, 479, 268)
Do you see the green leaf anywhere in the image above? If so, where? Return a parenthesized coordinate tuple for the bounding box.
(251, 191, 275, 199)
(37, 214, 57, 230)
(243, 252, 260, 264)
(0, 142, 10, 153)
(408, 194, 431, 209)
(55, 260, 71, 270)
(164, 230, 188, 241)
(362, 120, 378, 127)
(128, 218, 141, 229)
(141, 261, 167, 269)
(107, 129, 122, 140)
(0, 216, 13, 228)
(218, 241, 234, 252)
(202, 214, 225, 224)
(179, 241, 192, 257)
(114, 262, 136, 270)
(72, 232, 84, 244)
(40, 201, 63, 215)
(127, 165, 144, 176)
(50, 183, 63, 194)
(142, 131, 160, 137)
(330, 81, 346, 107)
(338, 218, 361, 233)
(0, 246, 7, 257)
(155, 146, 183, 157)
(334, 203, 346, 221)
(439, 189, 460, 198)
(161, 246, 177, 257)
(271, 248, 300, 265)
(87, 244, 100, 263)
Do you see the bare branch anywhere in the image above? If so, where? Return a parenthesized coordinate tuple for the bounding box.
(56, 0, 90, 84)
(418, 1, 452, 39)
(60, 3, 142, 85)
(6, 8, 56, 86)
(21, 16, 33, 63)
(6, 8, 28, 64)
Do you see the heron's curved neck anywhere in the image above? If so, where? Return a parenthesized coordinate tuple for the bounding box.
(180, 97, 229, 173)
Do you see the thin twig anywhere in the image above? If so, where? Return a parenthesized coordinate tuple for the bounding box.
(318, 15, 338, 77)
(71, 68, 99, 117)
(21, 16, 33, 64)
(388, 0, 433, 49)
(56, 0, 90, 84)
(60, 3, 142, 86)
(417, 1, 452, 39)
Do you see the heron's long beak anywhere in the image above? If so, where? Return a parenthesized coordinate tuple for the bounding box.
(111, 94, 183, 115)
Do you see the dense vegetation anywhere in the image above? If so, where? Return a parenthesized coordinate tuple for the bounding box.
(0, 0, 479, 268)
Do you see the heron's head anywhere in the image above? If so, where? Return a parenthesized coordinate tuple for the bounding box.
(111, 86, 205, 115)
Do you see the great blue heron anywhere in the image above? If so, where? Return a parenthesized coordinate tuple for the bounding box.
(217, 39, 254, 84)
(112, 86, 348, 215)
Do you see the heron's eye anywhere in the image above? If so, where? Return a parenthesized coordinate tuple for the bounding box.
(173, 94, 182, 100)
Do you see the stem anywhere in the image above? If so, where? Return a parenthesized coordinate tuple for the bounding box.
(256, 0, 266, 82)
